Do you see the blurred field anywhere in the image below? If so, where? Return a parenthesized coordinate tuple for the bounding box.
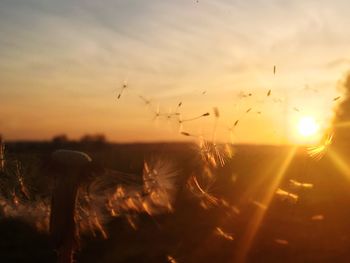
(1, 142, 350, 263)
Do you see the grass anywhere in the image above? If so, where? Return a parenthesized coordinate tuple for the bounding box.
(0, 142, 350, 262)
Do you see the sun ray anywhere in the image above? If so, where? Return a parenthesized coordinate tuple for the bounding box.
(334, 121, 350, 128)
(328, 149, 350, 181)
(235, 157, 283, 207)
(234, 146, 297, 263)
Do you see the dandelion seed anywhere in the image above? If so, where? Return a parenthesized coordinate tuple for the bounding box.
(213, 107, 220, 118)
(12, 191, 19, 206)
(289, 179, 313, 190)
(275, 188, 298, 203)
(167, 255, 178, 263)
(307, 134, 333, 160)
(273, 98, 283, 103)
(197, 138, 232, 167)
(311, 214, 324, 221)
(227, 121, 238, 141)
(91, 212, 108, 239)
(187, 175, 219, 207)
(231, 206, 240, 215)
(333, 96, 341, 101)
(231, 174, 238, 183)
(215, 227, 234, 241)
(18, 178, 30, 199)
(117, 81, 128, 99)
(238, 91, 251, 98)
(275, 239, 289, 245)
(166, 111, 173, 119)
(273, 65, 276, 75)
(152, 104, 161, 120)
(15, 162, 30, 199)
(180, 132, 192, 137)
(293, 107, 300, 112)
(126, 215, 138, 230)
(171, 102, 183, 117)
(0, 196, 50, 232)
(199, 200, 210, 209)
(202, 91, 207, 95)
(142, 159, 178, 212)
(246, 108, 252, 113)
(212, 107, 220, 141)
(252, 200, 267, 210)
(267, 90, 271, 96)
(77, 158, 177, 236)
(179, 112, 210, 123)
(139, 95, 152, 105)
(304, 85, 318, 92)
(225, 143, 235, 158)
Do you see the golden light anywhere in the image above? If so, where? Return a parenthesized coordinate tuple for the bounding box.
(234, 146, 297, 263)
(298, 116, 319, 137)
(328, 149, 350, 182)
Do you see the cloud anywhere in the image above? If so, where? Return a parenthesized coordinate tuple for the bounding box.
(0, 0, 349, 142)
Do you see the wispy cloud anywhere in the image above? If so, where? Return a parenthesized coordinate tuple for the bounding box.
(0, 0, 348, 142)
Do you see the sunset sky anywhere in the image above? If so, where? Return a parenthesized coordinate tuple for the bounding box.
(0, 0, 349, 144)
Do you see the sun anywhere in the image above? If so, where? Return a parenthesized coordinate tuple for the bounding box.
(298, 116, 319, 137)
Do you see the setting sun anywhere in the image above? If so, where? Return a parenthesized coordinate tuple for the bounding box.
(3, 1, 350, 262)
(298, 116, 319, 137)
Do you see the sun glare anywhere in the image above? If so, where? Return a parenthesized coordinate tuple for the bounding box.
(298, 116, 319, 137)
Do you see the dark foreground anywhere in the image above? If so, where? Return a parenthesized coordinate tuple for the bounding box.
(1, 141, 350, 263)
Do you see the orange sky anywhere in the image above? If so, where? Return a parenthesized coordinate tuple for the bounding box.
(0, 0, 348, 144)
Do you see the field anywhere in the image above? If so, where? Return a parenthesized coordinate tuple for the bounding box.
(1, 141, 350, 263)
(3, 1, 350, 262)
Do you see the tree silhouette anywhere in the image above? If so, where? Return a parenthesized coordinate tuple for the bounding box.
(333, 73, 350, 149)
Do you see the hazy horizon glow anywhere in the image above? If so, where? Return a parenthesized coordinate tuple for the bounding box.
(0, 0, 348, 144)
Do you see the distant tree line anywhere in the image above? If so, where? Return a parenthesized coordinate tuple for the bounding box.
(51, 134, 107, 145)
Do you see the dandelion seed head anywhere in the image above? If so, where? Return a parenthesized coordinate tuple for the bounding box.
(215, 227, 234, 241)
(197, 137, 233, 168)
(0, 196, 50, 232)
